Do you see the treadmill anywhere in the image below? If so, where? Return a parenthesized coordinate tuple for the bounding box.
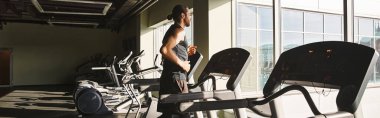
(159, 48, 252, 118)
(172, 41, 378, 118)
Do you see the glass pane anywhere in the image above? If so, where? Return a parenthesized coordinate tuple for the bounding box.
(259, 31, 273, 89)
(359, 37, 374, 48)
(376, 37, 380, 52)
(359, 18, 374, 36)
(240, 53, 258, 91)
(154, 26, 165, 55)
(185, 24, 192, 44)
(376, 38, 380, 83)
(324, 35, 342, 41)
(324, 14, 342, 34)
(260, 31, 273, 46)
(283, 10, 303, 31)
(354, 35, 359, 43)
(282, 32, 303, 52)
(304, 33, 323, 44)
(355, 0, 380, 84)
(237, 29, 257, 48)
(238, 4, 257, 29)
(375, 20, 380, 37)
(304, 12, 323, 33)
(237, 29, 258, 92)
(258, 7, 273, 30)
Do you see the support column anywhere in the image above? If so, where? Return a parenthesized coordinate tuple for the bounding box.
(271, 0, 284, 117)
(193, 0, 209, 79)
(343, 1, 364, 116)
(343, 0, 354, 42)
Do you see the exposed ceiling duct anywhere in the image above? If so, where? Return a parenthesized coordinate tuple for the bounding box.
(0, 0, 158, 30)
(31, 0, 113, 16)
(47, 20, 99, 28)
(106, 0, 141, 29)
(112, 0, 158, 31)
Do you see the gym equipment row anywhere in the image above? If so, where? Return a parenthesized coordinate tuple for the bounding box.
(74, 53, 114, 84)
(73, 50, 204, 117)
(73, 41, 377, 118)
(159, 41, 377, 118)
(73, 50, 162, 117)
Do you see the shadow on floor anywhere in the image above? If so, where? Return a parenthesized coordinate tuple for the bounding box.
(0, 85, 129, 118)
(0, 107, 79, 118)
(0, 87, 13, 98)
(14, 102, 76, 109)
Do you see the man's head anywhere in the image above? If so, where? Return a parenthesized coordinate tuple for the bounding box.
(167, 4, 191, 27)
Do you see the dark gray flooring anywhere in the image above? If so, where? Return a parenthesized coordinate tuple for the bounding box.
(0, 85, 133, 118)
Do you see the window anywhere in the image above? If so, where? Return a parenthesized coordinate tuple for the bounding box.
(258, 30, 273, 89)
(237, 3, 273, 91)
(282, 10, 304, 52)
(324, 14, 342, 34)
(258, 7, 272, 30)
(152, 22, 172, 78)
(282, 10, 303, 32)
(375, 20, 380, 37)
(305, 12, 323, 33)
(237, 3, 259, 91)
(359, 18, 374, 36)
(237, 29, 257, 48)
(237, 3, 344, 91)
(324, 14, 343, 41)
(355, 17, 380, 83)
(238, 5, 257, 29)
(153, 22, 173, 60)
(304, 33, 323, 44)
(282, 32, 303, 51)
(282, 10, 343, 52)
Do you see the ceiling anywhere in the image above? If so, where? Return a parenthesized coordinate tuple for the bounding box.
(0, 0, 157, 30)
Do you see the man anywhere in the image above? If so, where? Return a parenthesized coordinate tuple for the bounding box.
(158, 4, 197, 118)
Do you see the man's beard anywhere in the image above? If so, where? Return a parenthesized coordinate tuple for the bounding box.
(185, 20, 190, 27)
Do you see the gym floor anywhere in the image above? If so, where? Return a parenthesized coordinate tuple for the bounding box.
(0, 85, 135, 118)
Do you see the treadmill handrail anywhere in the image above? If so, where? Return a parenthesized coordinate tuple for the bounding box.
(178, 85, 322, 116)
(160, 90, 237, 103)
(91, 67, 110, 70)
(188, 75, 216, 90)
(125, 78, 160, 85)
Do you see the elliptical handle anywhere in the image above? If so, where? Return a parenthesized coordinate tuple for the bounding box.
(137, 50, 145, 56)
(91, 67, 109, 70)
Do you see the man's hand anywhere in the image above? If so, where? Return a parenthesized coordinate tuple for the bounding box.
(188, 45, 197, 56)
(181, 61, 191, 72)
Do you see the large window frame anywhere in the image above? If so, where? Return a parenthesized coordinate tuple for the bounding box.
(355, 16, 380, 84)
(236, 3, 347, 93)
(233, 0, 380, 117)
(236, 0, 380, 95)
(282, 9, 343, 52)
(236, 3, 274, 91)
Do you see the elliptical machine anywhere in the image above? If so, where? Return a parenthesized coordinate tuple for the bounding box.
(74, 53, 132, 115)
(73, 50, 163, 116)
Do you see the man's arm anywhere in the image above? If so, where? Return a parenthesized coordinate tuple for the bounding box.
(160, 34, 190, 72)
